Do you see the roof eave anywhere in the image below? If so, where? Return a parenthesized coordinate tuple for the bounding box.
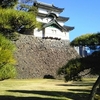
(37, 13, 69, 22)
(34, 1, 64, 13)
(57, 17, 69, 22)
(42, 20, 67, 32)
(64, 25, 75, 31)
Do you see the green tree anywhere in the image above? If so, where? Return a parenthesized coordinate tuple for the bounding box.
(0, 8, 41, 40)
(0, 0, 18, 8)
(58, 33, 100, 100)
(0, 0, 41, 40)
(0, 34, 16, 80)
(17, 0, 34, 11)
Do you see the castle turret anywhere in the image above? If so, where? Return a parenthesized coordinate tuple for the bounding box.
(34, 1, 74, 40)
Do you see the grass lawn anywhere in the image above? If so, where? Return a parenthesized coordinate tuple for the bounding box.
(0, 78, 97, 100)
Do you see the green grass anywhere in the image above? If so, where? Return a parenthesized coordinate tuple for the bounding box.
(0, 78, 97, 100)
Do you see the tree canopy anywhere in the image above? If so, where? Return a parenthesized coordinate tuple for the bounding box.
(0, 8, 40, 40)
(58, 32, 100, 100)
(0, 1, 41, 40)
(71, 33, 100, 46)
(17, 0, 34, 11)
(0, 0, 41, 80)
(0, 0, 18, 8)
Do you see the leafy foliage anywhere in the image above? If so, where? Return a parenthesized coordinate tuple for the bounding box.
(59, 32, 100, 100)
(58, 58, 82, 81)
(58, 51, 100, 81)
(0, 0, 41, 80)
(17, 0, 34, 11)
(59, 33, 100, 81)
(0, 8, 41, 40)
(0, 34, 16, 80)
(71, 33, 100, 46)
(0, 64, 16, 80)
(0, 0, 18, 8)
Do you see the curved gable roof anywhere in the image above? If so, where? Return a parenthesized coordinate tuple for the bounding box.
(37, 13, 69, 22)
(42, 19, 67, 32)
(42, 20, 74, 32)
(40, 12, 74, 32)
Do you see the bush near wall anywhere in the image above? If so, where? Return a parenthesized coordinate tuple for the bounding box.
(0, 34, 16, 80)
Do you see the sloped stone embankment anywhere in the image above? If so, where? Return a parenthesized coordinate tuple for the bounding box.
(14, 34, 79, 79)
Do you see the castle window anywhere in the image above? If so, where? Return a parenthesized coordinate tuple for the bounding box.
(46, 18, 48, 22)
(47, 10, 49, 13)
(52, 29, 56, 33)
(47, 10, 51, 13)
(54, 30, 56, 33)
(41, 18, 43, 20)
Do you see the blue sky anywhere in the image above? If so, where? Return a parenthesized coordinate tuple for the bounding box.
(36, 0, 100, 41)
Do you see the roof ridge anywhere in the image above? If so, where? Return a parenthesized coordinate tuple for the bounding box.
(34, 0, 64, 12)
(37, 1, 53, 7)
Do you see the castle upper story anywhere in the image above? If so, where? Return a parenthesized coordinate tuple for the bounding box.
(33, 1, 74, 40)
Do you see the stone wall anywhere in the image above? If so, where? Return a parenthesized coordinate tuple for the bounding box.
(14, 34, 79, 79)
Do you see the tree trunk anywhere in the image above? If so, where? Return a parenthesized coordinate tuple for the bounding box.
(89, 75, 100, 100)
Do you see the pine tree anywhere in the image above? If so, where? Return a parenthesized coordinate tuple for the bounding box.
(0, 0, 18, 8)
(58, 33, 100, 100)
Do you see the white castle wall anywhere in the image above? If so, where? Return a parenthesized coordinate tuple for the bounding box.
(45, 27, 69, 40)
(36, 17, 52, 23)
(34, 3, 69, 40)
(34, 27, 69, 40)
(58, 21, 64, 26)
(34, 28, 43, 37)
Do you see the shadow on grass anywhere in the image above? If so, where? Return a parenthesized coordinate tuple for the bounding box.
(5, 90, 90, 100)
(0, 95, 60, 100)
(56, 82, 94, 86)
(68, 89, 91, 93)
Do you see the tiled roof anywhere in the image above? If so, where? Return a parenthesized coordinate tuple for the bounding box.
(37, 13, 69, 22)
(42, 19, 66, 32)
(63, 25, 74, 31)
(34, 1, 64, 13)
(42, 19, 74, 32)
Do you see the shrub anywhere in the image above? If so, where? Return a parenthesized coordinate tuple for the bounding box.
(43, 75, 55, 79)
(0, 34, 16, 80)
(0, 64, 17, 80)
